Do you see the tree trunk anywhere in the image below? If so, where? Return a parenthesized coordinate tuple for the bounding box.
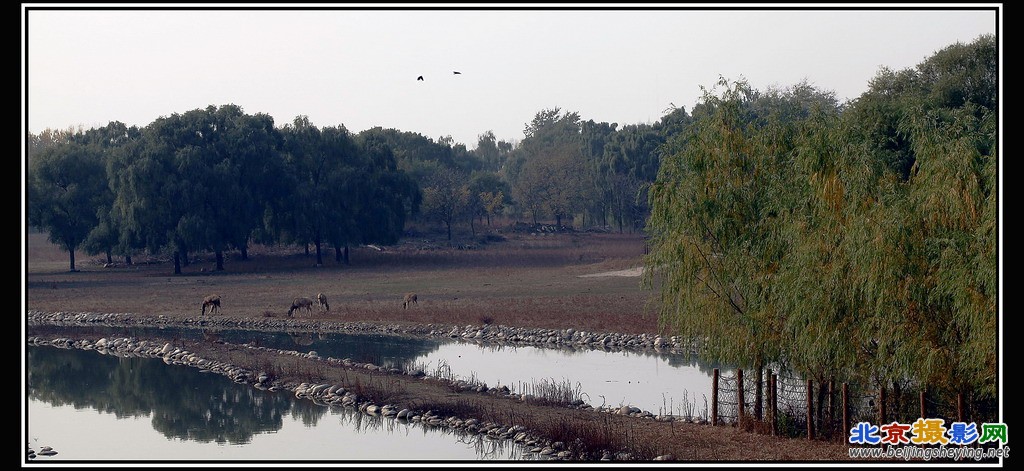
(343, 245, 350, 265)
(173, 251, 182, 275)
(240, 245, 248, 260)
(105, 250, 113, 265)
(446, 221, 452, 241)
(68, 248, 77, 272)
(315, 240, 323, 266)
(215, 250, 224, 271)
(125, 254, 132, 265)
(755, 364, 764, 421)
(893, 380, 902, 423)
(334, 245, 342, 263)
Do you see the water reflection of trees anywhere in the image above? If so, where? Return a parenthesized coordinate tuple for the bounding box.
(28, 345, 304, 444)
(28, 323, 447, 369)
(28, 345, 532, 460)
(28, 323, 724, 377)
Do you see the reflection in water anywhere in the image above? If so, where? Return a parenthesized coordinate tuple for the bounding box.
(26, 345, 535, 461)
(27, 322, 726, 416)
(27, 324, 444, 370)
(28, 345, 293, 445)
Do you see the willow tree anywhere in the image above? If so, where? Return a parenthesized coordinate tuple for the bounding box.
(278, 117, 362, 266)
(898, 36, 998, 404)
(771, 104, 874, 418)
(892, 105, 997, 401)
(27, 139, 109, 272)
(837, 34, 999, 407)
(351, 134, 421, 248)
(644, 78, 790, 418)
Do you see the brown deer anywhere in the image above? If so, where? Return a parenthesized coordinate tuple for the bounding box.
(403, 292, 418, 309)
(316, 292, 330, 312)
(201, 295, 221, 315)
(288, 297, 315, 317)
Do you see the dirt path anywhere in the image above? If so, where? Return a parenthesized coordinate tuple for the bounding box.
(578, 266, 644, 278)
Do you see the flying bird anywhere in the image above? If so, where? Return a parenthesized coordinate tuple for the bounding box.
(453, 71, 462, 75)
(417, 75, 424, 81)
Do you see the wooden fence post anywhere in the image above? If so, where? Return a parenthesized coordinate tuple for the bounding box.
(806, 379, 814, 440)
(737, 369, 745, 424)
(879, 386, 887, 424)
(957, 393, 964, 423)
(712, 368, 719, 426)
(842, 383, 849, 443)
(755, 368, 763, 421)
(827, 380, 834, 439)
(771, 372, 778, 436)
(920, 390, 926, 420)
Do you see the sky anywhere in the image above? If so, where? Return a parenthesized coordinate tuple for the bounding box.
(23, 4, 999, 149)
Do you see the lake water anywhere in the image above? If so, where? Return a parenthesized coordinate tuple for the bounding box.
(25, 345, 543, 462)
(25, 323, 728, 462)
(26, 324, 724, 415)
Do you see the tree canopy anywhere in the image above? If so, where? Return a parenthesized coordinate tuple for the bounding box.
(644, 34, 998, 406)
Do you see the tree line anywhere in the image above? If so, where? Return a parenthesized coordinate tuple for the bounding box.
(27, 108, 421, 273)
(27, 34, 997, 405)
(28, 100, 684, 273)
(643, 35, 997, 412)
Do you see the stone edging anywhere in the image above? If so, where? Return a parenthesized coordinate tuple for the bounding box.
(27, 329, 681, 461)
(26, 310, 697, 355)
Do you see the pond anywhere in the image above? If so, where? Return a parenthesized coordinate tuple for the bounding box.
(27, 323, 726, 416)
(26, 345, 544, 462)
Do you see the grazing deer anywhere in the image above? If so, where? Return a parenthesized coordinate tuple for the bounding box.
(403, 292, 418, 309)
(288, 297, 315, 317)
(317, 292, 330, 312)
(201, 295, 221, 315)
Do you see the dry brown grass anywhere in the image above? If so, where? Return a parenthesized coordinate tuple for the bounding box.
(24, 228, 854, 461)
(25, 229, 662, 335)
(153, 334, 852, 462)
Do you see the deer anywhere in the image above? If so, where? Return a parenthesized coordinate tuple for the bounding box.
(201, 294, 221, 315)
(403, 292, 418, 309)
(317, 292, 330, 312)
(288, 297, 315, 317)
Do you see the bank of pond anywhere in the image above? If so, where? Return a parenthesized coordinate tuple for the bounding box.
(26, 322, 718, 462)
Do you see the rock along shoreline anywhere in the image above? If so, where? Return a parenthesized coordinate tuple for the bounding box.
(27, 310, 700, 461)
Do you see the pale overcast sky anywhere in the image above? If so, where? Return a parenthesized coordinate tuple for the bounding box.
(23, 4, 998, 149)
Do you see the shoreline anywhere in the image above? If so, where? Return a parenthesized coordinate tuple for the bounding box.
(26, 309, 853, 462)
(26, 310, 695, 357)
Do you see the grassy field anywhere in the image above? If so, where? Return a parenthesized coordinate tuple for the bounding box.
(26, 228, 665, 336)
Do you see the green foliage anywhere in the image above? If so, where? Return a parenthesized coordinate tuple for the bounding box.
(644, 77, 790, 371)
(468, 171, 511, 226)
(472, 130, 514, 173)
(421, 168, 471, 240)
(645, 34, 998, 404)
(352, 133, 421, 245)
(26, 34, 997, 405)
(27, 138, 110, 271)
